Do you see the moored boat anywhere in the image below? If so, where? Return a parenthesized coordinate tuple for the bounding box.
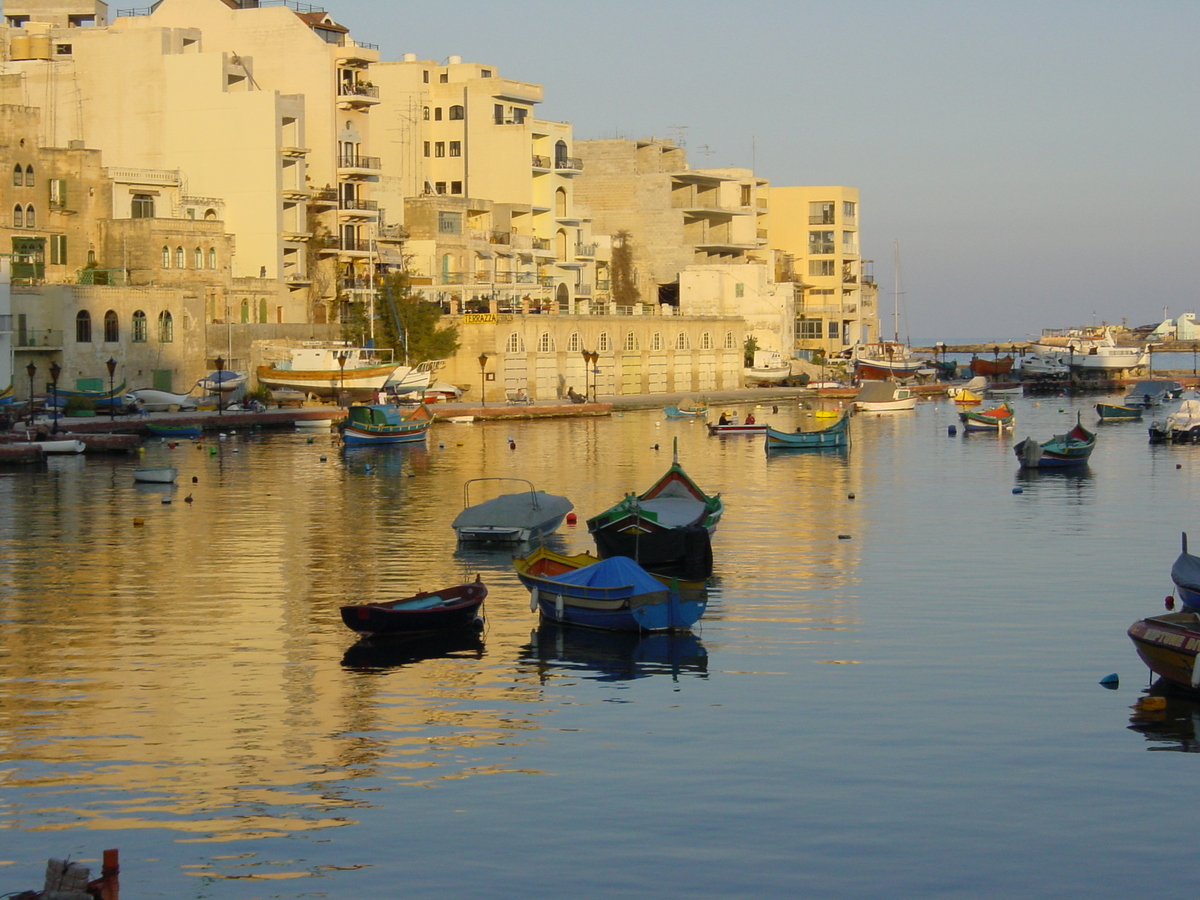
(1170, 532, 1200, 612)
(1149, 400, 1200, 444)
(1095, 402, 1143, 422)
(1013, 416, 1096, 468)
(146, 422, 203, 439)
(959, 401, 1014, 431)
(764, 412, 850, 451)
(663, 397, 708, 419)
(340, 578, 488, 637)
(968, 356, 1014, 377)
(853, 381, 918, 412)
(1128, 611, 1200, 690)
(452, 478, 574, 543)
(1123, 379, 1184, 408)
(340, 403, 432, 445)
(513, 546, 707, 632)
(133, 466, 178, 484)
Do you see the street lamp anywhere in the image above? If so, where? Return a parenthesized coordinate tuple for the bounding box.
(477, 353, 488, 407)
(214, 356, 224, 416)
(582, 350, 599, 402)
(49, 360, 61, 434)
(106, 357, 117, 423)
(25, 361, 35, 426)
(337, 352, 348, 404)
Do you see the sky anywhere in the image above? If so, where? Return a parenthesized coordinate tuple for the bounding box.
(336, 0, 1199, 343)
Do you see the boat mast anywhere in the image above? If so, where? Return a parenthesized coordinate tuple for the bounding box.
(892, 241, 902, 344)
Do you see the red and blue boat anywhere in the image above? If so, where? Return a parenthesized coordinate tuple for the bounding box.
(959, 401, 1014, 432)
(340, 403, 431, 445)
(1013, 416, 1096, 468)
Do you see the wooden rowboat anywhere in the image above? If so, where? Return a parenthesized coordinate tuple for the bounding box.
(764, 412, 850, 451)
(340, 578, 487, 637)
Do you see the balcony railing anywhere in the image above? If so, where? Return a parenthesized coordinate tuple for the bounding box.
(338, 37, 379, 51)
(514, 272, 537, 283)
(310, 187, 338, 203)
(595, 279, 610, 291)
(809, 215, 836, 225)
(338, 155, 381, 170)
(554, 157, 583, 171)
(538, 275, 556, 287)
(808, 243, 835, 255)
(574, 242, 596, 257)
(13, 329, 63, 347)
(531, 238, 551, 251)
(339, 198, 379, 211)
(440, 272, 465, 285)
(338, 82, 379, 99)
(576, 283, 592, 295)
(532, 154, 551, 168)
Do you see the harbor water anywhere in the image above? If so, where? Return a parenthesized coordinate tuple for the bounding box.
(2, 390, 1199, 898)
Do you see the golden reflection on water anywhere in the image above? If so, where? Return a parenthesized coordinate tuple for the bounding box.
(0, 404, 865, 848)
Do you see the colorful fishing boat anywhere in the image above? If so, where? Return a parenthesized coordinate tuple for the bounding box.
(340, 577, 487, 637)
(663, 398, 708, 419)
(1013, 416, 1096, 468)
(340, 403, 431, 445)
(586, 438, 722, 580)
(764, 412, 850, 451)
(968, 355, 1014, 377)
(1171, 533, 1200, 612)
(1095, 402, 1143, 422)
(43, 380, 127, 407)
(145, 422, 203, 439)
(0, 383, 13, 406)
(1128, 611, 1200, 690)
(958, 401, 1014, 431)
(513, 546, 706, 632)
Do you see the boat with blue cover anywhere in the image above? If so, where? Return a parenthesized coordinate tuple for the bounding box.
(340, 403, 431, 445)
(513, 546, 706, 632)
(1171, 533, 1200, 612)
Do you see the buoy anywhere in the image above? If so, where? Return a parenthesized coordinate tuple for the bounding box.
(1012, 487, 1023, 494)
(1098, 673, 1120, 689)
(162, 497, 171, 504)
(319, 455, 327, 462)
(1178, 464, 1183, 469)
(456, 442, 463, 447)
(209, 447, 217, 455)
(847, 493, 855, 499)
(133, 518, 144, 527)
(566, 513, 577, 525)
(1166, 595, 1176, 611)
(438, 443, 445, 449)
(772, 405, 778, 414)
(137, 447, 145, 454)
(509, 440, 516, 450)
(184, 494, 193, 504)
(365, 464, 371, 471)
(196, 443, 203, 450)
(837, 534, 851, 540)
(652, 443, 659, 450)
(306, 437, 314, 444)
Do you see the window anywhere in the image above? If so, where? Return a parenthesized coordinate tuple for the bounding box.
(12, 205, 22, 228)
(700, 332, 712, 349)
(438, 211, 462, 234)
(735, 283, 744, 298)
(675, 332, 690, 350)
(24, 205, 34, 228)
(13, 165, 23, 186)
(104, 310, 119, 342)
(132, 310, 147, 342)
(76, 310, 92, 342)
(434, 107, 442, 120)
(132, 194, 155, 218)
(423, 141, 430, 157)
(158, 310, 173, 343)
(422, 106, 430, 120)
(480, 70, 491, 78)
(798, 320, 823, 339)
(843, 200, 856, 222)
(24, 165, 33, 187)
(240, 299, 249, 323)
(208, 248, 217, 269)
(87, 249, 95, 265)
(439, 73, 448, 83)
(435, 142, 445, 157)
(842, 231, 858, 254)
(740, 185, 751, 206)
(450, 181, 462, 195)
(259, 298, 268, 323)
(567, 332, 581, 352)
(494, 104, 504, 124)
(55, 43, 72, 54)
(623, 332, 638, 351)
(829, 321, 840, 338)
(809, 260, 836, 276)
(808, 231, 835, 254)
(175, 246, 184, 268)
(651, 332, 663, 351)
(49, 179, 66, 209)
(537, 332, 554, 353)
(809, 201, 835, 224)
(422, 70, 429, 84)
(449, 105, 464, 120)
(505, 332, 522, 353)
(49, 234, 66, 264)
(449, 141, 461, 157)
(435, 181, 447, 194)
(598, 332, 610, 352)
(194, 247, 203, 268)
(724, 331, 735, 349)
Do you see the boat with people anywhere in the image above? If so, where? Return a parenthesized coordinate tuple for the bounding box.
(340, 577, 488, 637)
(1013, 416, 1096, 468)
(764, 411, 850, 451)
(707, 411, 766, 435)
(1095, 402, 1143, 422)
(959, 401, 1015, 432)
(452, 478, 574, 543)
(257, 342, 399, 399)
(340, 403, 432, 445)
(512, 546, 707, 632)
(586, 439, 723, 580)
(1149, 399, 1200, 444)
(853, 381, 918, 412)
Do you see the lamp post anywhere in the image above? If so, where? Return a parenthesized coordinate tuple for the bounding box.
(1193, 343, 1197, 379)
(477, 353, 488, 407)
(583, 350, 599, 402)
(215, 356, 224, 416)
(106, 357, 117, 423)
(25, 361, 36, 426)
(337, 352, 348, 405)
(49, 360, 61, 434)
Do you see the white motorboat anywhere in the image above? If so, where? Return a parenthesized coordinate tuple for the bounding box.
(36, 439, 86, 454)
(129, 388, 198, 412)
(385, 361, 436, 395)
(452, 478, 574, 543)
(133, 466, 178, 484)
(853, 381, 918, 412)
(744, 350, 793, 383)
(1150, 400, 1200, 444)
(1018, 353, 1069, 377)
(257, 342, 399, 399)
(1031, 327, 1149, 373)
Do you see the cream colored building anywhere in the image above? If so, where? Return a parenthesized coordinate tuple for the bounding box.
(766, 186, 878, 357)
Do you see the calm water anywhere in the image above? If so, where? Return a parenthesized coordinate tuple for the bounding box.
(2, 391, 1199, 898)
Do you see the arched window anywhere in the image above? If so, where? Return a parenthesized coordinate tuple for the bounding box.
(624, 332, 639, 351)
(448, 105, 464, 120)
(237, 299, 247, 322)
(12, 205, 22, 228)
(208, 247, 217, 269)
(505, 332, 521, 354)
(555, 188, 567, 218)
(555, 140, 568, 164)
(675, 332, 690, 350)
(157, 310, 173, 343)
(194, 247, 203, 268)
(598, 332, 610, 352)
(259, 299, 268, 323)
(651, 332, 663, 351)
(204, 208, 216, 221)
(537, 332, 554, 353)
(75, 310, 92, 343)
(132, 310, 147, 343)
(724, 331, 735, 349)
(24, 205, 34, 228)
(567, 332, 581, 353)
(175, 246, 184, 268)
(422, 106, 430, 120)
(103, 310, 119, 342)
(700, 332, 713, 349)
(12, 165, 21, 187)
(555, 229, 568, 260)
(24, 165, 34, 187)
(161, 246, 171, 268)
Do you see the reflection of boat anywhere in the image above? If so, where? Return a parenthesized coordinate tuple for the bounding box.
(146, 422, 203, 439)
(586, 439, 722, 580)
(513, 546, 707, 632)
(452, 477, 573, 543)
(340, 403, 431, 445)
(257, 342, 399, 398)
(1096, 402, 1143, 422)
(958, 402, 1014, 431)
(1014, 417, 1095, 468)
(1149, 400, 1200, 444)
(520, 622, 708, 682)
(1127, 682, 1200, 752)
(339, 578, 487, 637)
(197, 370, 248, 393)
(853, 381, 917, 412)
(764, 413, 850, 451)
(341, 626, 485, 671)
(1170, 533, 1200, 612)
(133, 466, 178, 483)
(1128, 611, 1200, 690)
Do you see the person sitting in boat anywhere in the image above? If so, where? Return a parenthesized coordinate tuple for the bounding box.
(745, 413, 755, 425)
(718, 411, 729, 426)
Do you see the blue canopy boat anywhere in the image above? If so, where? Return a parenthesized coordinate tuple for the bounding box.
(765, 412, 851, 451)
(1013, 416, 1096, 468)
(340, 403, 431, 445)
(513, 546, 706, 632)
(663, 398, 708, 419)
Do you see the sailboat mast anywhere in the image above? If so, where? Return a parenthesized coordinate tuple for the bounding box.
(892, 241, 901, 344)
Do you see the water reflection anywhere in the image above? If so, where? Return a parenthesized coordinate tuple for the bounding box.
(341, 627, 486, 671)
(518, 622, 708, 683)
(1128, 681, 1200, 752)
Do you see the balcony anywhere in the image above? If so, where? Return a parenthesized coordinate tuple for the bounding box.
(280, 146, 309, 158)
(809, 215, 836, 225)
(337, 155, 382, 177)
(554, 156, 583, 173)
(309, 187, 338, 207)
(337, 82, 380, 109)
(574, 242, 596, 258)
(377, 224, 408, 242)
(281, 187, 309, 201)
(335, 37, 379, 65)
(13, 329, 63, 349)
(538, 275, 556, 287)
(338, 198, 379, 218)
(576, 283, 592, 296)
(532, 154, 551, 170)
(531, 237, 552, 252)
(339, 276, 375, 293)
(514, 272, 537, 284)
(284, 271, 312, 287)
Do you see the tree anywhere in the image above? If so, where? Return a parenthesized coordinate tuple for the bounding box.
(743, 335, 759, 367)
(611, 230, 640, 306)
(375, 269, 460, 363)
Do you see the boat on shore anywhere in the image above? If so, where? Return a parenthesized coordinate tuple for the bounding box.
(968, 356, 1014, 377)
(198, 370, 248, 393)
(340, 578, 488, 637)
(765, 412, 850, 451)
(258, 342, 399, 399)
(744, 350, 793, 384)
(452, 478, 573, 543)
(340, 403, 431, 445)
(850, 341, 930, 381)
(1018, 353, 1070, 378)
(853, 381, 918, 412)
(1013, 416, 1096, 468)
(1031, 327, 1150, 373)
(129, 388, 199, 412)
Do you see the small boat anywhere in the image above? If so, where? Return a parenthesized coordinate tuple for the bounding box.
(1170, 533, 1200, 612)
(1123, 379, 1184, 408)
(133, 466, 178, 484)
(663, 398, 708, 419)
(1013, 416, 1096, 468)
(983, 383, 1023, 397)
(129, 388, 198, 412)
(968, 355, 1014, 377)
(851, 341, 930, 381)
(1095, 402, 1143, 422)
(43, 380, 127, 405)
(35, 439, 86, 454)
(586, 438, 722, 580)
(424, 381, 464, 402)
(452, 478, 574, 543)
(197, 370, 248, 393)
(1018, 353, 1070, 378)
(521, 622, 708, 682)
(340, 578, 488, 637)
(853, 381, 918, 412)
(513, 546, 707, 632)
(146, 422, 203, 439)
(295, 418, 335, 429)
(0, 383, 13, 406)
(959, 401, 1015, 431)
(1150, 400, 1200, 444)
(947, 376, 988, 404)
(744, 350, 792, 384)
(340, 403, 432, 445)
(706, 418, 767, 435)
(764, 412, 850, 450)
(1128, 611, 1200, 690)
(258, 342, 399, 399)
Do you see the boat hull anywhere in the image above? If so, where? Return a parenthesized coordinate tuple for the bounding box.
(1128, 613, 1200, 689)
(257, 362, 398, 397)
(764, 415, 849, 450)
(969, 357, 1014, 377)
(1013, 422, 1096, 468)
(959, 402, 1014, 431)
(340, 582, 487, 636)
(146, 423, 203, 439)
(706, 423, 768, 435)
(664, 405, 707, 418)
(133, 467, 178, 483)
(1096, 403, 1142, 421)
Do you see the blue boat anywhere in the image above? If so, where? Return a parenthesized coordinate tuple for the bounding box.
(1095, 402, 1142, 421)
(1013, 416, 1096, 468)
(340, 403, 431, 445)
(513, 547, 706, 632)
(1171, 532, 1200, 612)
(764, 412, 850, 450)
(146, 422, 203, 439)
